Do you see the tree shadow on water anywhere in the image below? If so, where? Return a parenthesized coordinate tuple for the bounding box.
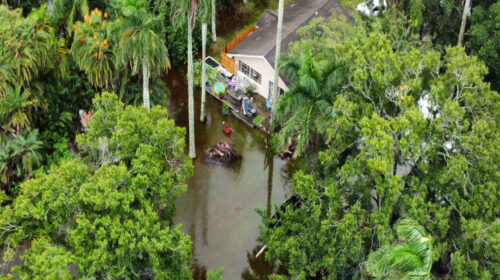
(241, 245, 287, 280)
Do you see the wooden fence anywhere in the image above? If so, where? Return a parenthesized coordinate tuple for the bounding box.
(221, 25, 258, 75)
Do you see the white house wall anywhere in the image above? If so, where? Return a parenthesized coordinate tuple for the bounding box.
(234, 56, 288, 98)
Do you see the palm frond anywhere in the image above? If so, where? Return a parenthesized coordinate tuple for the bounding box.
(366, 219, 433, 280)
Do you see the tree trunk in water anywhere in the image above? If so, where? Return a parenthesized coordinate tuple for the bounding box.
(266, 151, 274, 219)
(211, 0, 217, 42)
(188, 20, 196, 159)
(271, 0, 285, 111)
(458, 0, 471, 46)
(142, 56, 150, 110)
(200, 22, 207, 122)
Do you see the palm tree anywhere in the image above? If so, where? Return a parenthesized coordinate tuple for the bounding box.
(0, 5, 55, 88)
(200, 22, 208, 122)
(0, 62, 13, 95)
(71, 9, 115, 90)
(114, 0, 170, 110)
(169, 0, 209, 159)
(211, 0, 216, 42)
(458, 0, 472, 46)
(366, 219, 434, 280)
(271, 45, 346, 172)
(0, 130, 42, 191)
(49, 0, 89, 36)
(0, 86, 36, 136)
(271, 0, 285, 109)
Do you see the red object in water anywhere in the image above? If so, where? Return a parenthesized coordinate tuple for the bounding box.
(224, 124, 231, 135)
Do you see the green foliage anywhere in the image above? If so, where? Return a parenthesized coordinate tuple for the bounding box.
(164, 9, 208, 66)
(339, 0, 364, 9)
(45, 137, 73, 167)
(0, 130, 42, 191)
(49, 0, 89, 37)
(192, 60, 220, 87)
(0, 5, 59, 91)
(32, 61, 96, 149)
(466, 2, 500, 91)
(77, 92, 193, 211)
(366, 219, 433, 280)
(0, 86, 36, 136)
(3, 0, 46, 15)
(207, 267, 225, 280)
(13, 237, 76, 280)
(253, 115, 265, 126)
(121, 77, 170, 106)
(222, 102, 230, 115)
(71, 8, 115, 90)
(0, 92, 194, 278)
(271, 44, 347, 166)
(260, 13, 500, 279)
(113, 0, 170, 77)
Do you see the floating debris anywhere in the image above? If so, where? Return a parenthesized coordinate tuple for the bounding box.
(204, 141, 242, 165)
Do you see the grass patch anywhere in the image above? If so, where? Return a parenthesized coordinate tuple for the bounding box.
(253, 115, 265, 126)
(339, 0, 364, 9)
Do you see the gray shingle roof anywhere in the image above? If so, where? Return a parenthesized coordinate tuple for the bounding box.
(228, 0, 352, 68)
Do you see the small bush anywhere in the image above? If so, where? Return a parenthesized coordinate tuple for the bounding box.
(253, 115, 265, 126)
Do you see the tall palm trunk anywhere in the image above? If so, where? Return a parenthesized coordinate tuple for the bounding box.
(266, 152, 274, 219)
(187, 19, 196, 158)
(458, 0, 471, 46)
(211, 0, 216, 42)
(271, 0, 285, 111)
(200, 22, 207, 122)
(142, 56, 150, 110)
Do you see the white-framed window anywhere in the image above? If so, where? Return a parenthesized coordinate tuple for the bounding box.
(239, 61, 262, 84)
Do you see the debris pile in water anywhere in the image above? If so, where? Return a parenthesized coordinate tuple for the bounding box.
(204, 141, 241, 165)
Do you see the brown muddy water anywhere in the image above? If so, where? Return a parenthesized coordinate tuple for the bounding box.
(166, 69, 296, 279)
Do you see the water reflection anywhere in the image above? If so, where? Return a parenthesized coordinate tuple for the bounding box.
(241, 245, 287, 280)
(166, 69, 296, 279)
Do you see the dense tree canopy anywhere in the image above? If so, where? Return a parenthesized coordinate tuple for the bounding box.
(0, 93, 194, 278)
(466, 2, 500, 91)
(1, 0, 499, 279)
(260, 13, 500, 280)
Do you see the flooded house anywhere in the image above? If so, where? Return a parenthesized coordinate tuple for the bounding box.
(220, 0, 348, 99)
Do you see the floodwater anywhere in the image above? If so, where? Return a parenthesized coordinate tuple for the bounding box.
(166, 69, 295, 279)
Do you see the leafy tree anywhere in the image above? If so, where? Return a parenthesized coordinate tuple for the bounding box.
(71, 8, 115, 90)
(466, 2, 500, 91)
(77, 92, 194, 213)
(366, 219, 434, 280)
(0, 92, 194, 278)
(113, 0, 170, 110)
(12, 237, 76, 280)
(259, 22, 499, 279)
(271, 45, 346, 171)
